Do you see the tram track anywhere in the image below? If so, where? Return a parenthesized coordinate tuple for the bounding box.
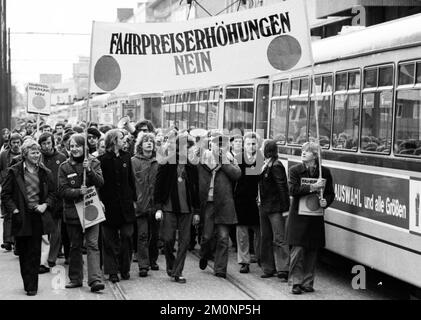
(108, 280, 129, 300)
(189, 250, 260, 300)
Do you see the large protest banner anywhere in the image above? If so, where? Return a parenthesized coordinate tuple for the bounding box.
(89, 0, 312, 93)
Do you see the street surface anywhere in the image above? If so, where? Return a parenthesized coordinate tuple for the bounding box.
(0, 223, 410, 300)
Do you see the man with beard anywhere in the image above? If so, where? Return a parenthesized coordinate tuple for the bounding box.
(0, 133, 23, 252)
(38, 133, 67, 270)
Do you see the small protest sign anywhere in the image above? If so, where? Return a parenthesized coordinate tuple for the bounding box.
(75, 186, 106, 229)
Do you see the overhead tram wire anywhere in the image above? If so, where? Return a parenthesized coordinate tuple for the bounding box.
(10, 32, 90, 36)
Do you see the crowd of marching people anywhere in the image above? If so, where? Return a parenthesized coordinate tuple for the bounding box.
(0, 118, 334, 297)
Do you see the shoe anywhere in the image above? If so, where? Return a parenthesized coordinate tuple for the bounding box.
(150, 263, 159, 271)
(1, 243, 12, 251)
(90, 281, 105, 292)
(39, 265, 50, 274)
(138, 269, 148, 277)
(47, 260, 56, 268)
(167, 270, 172, 277)
(121, 272, 130, 280)
(109, 274, 120, 283)
(292, 284, 303, 294)
(239, 264, 249, 273)
(277, 271, 289, 282)
(57, 252, 65, 259)
(215, 273, 226, 279)
(173, 276, 186, 284)
(199, 258, 208, 270)
(65, 282, 82, 289)
(300, 285, 315, 293)
(132, 256, 138, 262)
(26, 290, 37, 296)
(250, 257, 258, 263)
(64, 259, 69, 265)
(13, 248, 19, 256)
(260, 273, 274, 278)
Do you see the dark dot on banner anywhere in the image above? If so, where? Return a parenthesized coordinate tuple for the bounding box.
(306, 194, 321, 211)
(267, 35, 302, 71)
(85, 205, 99, 221)
(32, 96, 46, 109)
(94, 55, 121, 92)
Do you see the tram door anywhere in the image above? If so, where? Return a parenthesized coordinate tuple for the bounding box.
(255, 84, 269, 138)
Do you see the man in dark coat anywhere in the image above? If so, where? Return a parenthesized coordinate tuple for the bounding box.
(286, 142, 335, 294)
(38, 132, 67, 268)
(98, 129, 137, 283)
(233, 132, 264, 274)
(0, 132, 23, 252)
(198, 132, 241, 278)
(0, 139, 55, 296)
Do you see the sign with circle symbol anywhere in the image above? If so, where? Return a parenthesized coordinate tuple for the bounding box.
(267, 35, 302, 71)
(75, 186, 106, 228)
(27, 83, 51, 115)
(306, 194, 321, 211)
(85, 205, 99, 221)
(94, 55, 121, 92)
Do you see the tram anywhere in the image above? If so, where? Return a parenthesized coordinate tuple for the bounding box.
(269, 14, 421, 288)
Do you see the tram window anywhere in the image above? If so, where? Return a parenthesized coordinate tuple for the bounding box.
(198, 101, 207, 129)
(190, 92, 197, 102)
(309, 95, 332, 148)
(361, 91, 393, 153)
(287, 97, 308, 145)
(379, 66, 393, 87)
(255, 84, 269, 138)
(291, 79, 300, 95)
(270, 99, 288, 144)
(348, 71, 361, 90)
(364, 69, 377, 88)
(417, 62, 421, 84)
(300, 78, 309, 95)
(272, 82, 281, 97)
(323, 75, 333, 92)
(224, 101, 254, 133)
(332, 94, 359, 151)
(335, 73, 347, 91)
(188, 101, 198, 129)
(280, 81, 289, 96)
(207, 101, 218, 130)
(394, 89, 421, 156)
(398, 63, 415, 85)
(312, 76, 322, 94)
(240, 87, 253, 99)
(226, 88, 239, 100)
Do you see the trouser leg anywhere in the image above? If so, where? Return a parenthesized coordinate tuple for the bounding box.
(161, 212, 176, 274)
(214, 224, 230, 275)
(289, 246, 304, 286)
(101, 225, 120, 275)
(66, 224, 84, 284)
(137, 216, 150, 271)
(259, 210, 276, 275)
(48, 218, 61, 264)
(302, 248, 318, 288)
(236, 225, 250, 264)
(268, 213, 289, 273)
(149, 215, 159, 265)
(119, 223, 134, 275)
(17, 234, 42, 292)
(85, 224, 101, 286)
(171, 213, 192, 277)
(199, 202, 215, 260)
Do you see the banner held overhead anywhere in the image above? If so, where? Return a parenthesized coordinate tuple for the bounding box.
(89, 0, 313, 93)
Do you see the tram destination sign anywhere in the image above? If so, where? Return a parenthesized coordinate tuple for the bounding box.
(89, 0, 312, 93)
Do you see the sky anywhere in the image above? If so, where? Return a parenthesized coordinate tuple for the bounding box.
(8, 0, 139, 91)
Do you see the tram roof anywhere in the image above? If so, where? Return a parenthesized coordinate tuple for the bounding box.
(312, 13, 421, 64)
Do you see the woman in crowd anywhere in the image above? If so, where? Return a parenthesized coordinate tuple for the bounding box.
(258, 140, 290, 281)
(286, 142, 335, 294)
(58, 133, 105, 293)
